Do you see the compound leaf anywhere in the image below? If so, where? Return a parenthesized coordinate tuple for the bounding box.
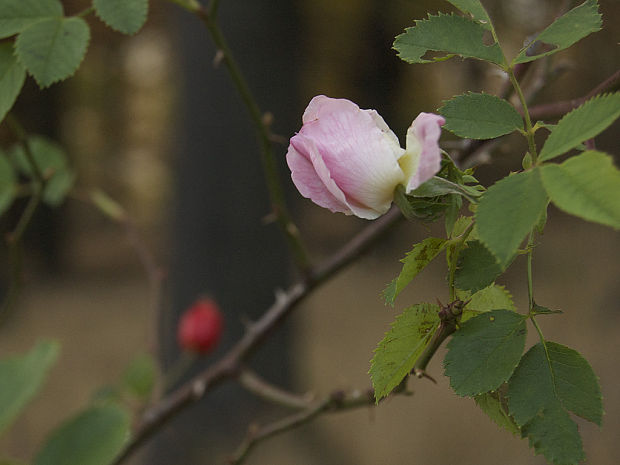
(439, 92, 523, 139)
(540, 151, 620, 229)
(445, 0, 493, 30)
(382, 238, 446, 305)
(476, 169, 548, 267)
(539, 93, 620, 161)
(444, 310, 526, 396)
(93, 0, 148, 35)
(394, 13, 505, 66)
(513, 0, 602, 64)
(34, 405, 130, 465)
(0, 0, 63, 39)
(370, 303, 440, 402)
(474, 391, 520, 435)
(0, 341, 59, 436)
(455, 240, 503, 293)
(15, 16, 90, 87)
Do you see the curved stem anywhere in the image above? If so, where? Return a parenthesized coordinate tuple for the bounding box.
(508, 68, 538, 163)
(193, 5, 311, 272)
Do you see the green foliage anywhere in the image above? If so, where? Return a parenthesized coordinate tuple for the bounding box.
(121, 353, 157, 399)
(474, 391, 520, 435)
(393, 13, 504, 66)
(439, 93, 523, 139)
(410, 175, 482, 202)
(94, 0, 148, 35)
(513, 0, 602, 64)
(444, 310, 526, 396)
(34, 405, 130, 465)
(11, 135, 75, 206)
(538, 93, 620, 161)
(15, 16, 90, 88)
(370, 303, 440, 402)
(0, 43, 26, 123)
(382, 238, 446, 305)
(445, 0, 493, 30)
(0, 0, 63, 39)
(459, 284, 515, 323)
(476, 169, 548, 267)
(454, 240, 503, 293)
(508, 342, 602, 464)
(541, 151, 620, 229)
(0, 150, 16, 216)
(0, 341, 59, 436)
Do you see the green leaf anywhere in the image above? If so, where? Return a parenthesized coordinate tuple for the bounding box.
(459, 284, 515, 323)
(445, 0, 493, 30)
(474, 391, 520, 435)
(410, 176, 482, 201)
(11, 136, 75, 206)
(439, 92, 523, 139)
(394, 13, 505, 66)
(540, 151, 620, 229)
(15, 16, 90, 88)
(444, 310, 527, 396)
(532, 302, 562, 315)
(93, 0, 148, 35)
(0, 0, 63, 39)
(454, 240, 503, 293)
(0, 151, 16, 216)
(513, 0, 602, 64)
(508, 342, 602, 464)
(34, 404, 130, 465)
(476, 169, 548, 267)
(0, 43, 26, 123)
(0, 341, 59, 436)
(370, 303, 440, 402)
(444, 194, 461, 237)
(382, 237, 446, 305)
(538, 93, 620, 161)
(121, 353, 156, 399)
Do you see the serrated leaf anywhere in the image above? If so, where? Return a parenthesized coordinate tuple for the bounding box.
(0, 0, 63, 39)
(439, 93, 523, 139)
(93, 0, 148, 35)
(513, 0, 601, 64)
(382, 238, 446, 305)
(476, 169, 548, 267)
(450, 215, 474, 239)
(370, 303, 440, 402)
(0, 341, 59, 436)
(444, 310, 526, 396)
(538, 93, 620, 161)
(0, 151, 16, 215)
(15, 16, 90, 88)
(455, 240, 503, 293)
(445, 0, 493, 30)
(444, 194, 461, 236)
(394, 13, 505, 66)
(459, 284, 515, 323)
(474, 391, 520, 435)
(11, 136, 75, 206)
(410, 176, 482, 200)
(34, 405, 130, 465)
(0, 43, 26, 123)
(508, 342, 602, 464)
(121, 353, 156, 399)
(540, 151, 620, 229)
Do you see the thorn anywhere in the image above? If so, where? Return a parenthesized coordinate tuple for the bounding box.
(213, 49, 224, 68)
(413, 368, 437, 384)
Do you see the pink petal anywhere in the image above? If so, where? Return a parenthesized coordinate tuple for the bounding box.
(403, 112, 445, 192)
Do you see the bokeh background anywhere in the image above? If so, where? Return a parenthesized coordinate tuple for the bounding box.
(0, 0, 619, 464)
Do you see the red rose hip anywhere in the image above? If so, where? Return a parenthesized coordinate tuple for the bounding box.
(177, 298, 224, 354)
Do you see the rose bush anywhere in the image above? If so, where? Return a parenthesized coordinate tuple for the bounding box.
(286, 95, 445, 219)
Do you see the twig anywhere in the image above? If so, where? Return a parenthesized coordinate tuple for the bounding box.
(229, 387, 377, 465)
(238, 368, 312, 410)
(110, 206, 402, 465)
(527, 68, 620, 121)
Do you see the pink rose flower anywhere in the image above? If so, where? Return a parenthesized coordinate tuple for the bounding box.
(286, 95, 445, 219)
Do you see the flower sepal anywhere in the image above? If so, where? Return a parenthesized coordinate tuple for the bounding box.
(393, 184, 448, 221)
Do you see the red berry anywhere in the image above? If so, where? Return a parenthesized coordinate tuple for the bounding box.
(177, 298, 224, 354)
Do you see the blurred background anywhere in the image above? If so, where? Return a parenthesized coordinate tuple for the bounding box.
(0, 0, 619, 464)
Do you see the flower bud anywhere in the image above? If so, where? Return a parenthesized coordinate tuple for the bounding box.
(286, 95, 445, 219)
(177, 298, 224, 354)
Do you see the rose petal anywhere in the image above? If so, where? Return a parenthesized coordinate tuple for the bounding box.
(401, 112, 445, 192)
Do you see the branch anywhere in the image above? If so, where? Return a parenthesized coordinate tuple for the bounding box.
(528, 68, 620, 121)
(111, 206, 403, 464)
(238, 368, 313, 410)
(229, 387, 377, 465)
